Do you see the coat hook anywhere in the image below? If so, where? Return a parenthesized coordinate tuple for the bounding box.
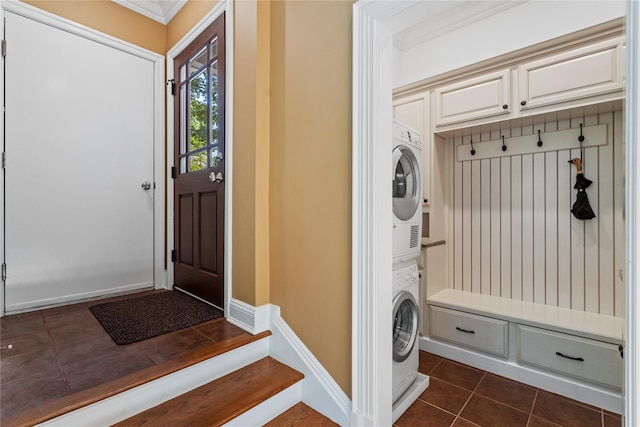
(537, 130, 543, 147)
(501, 135, 507, 152)
(470, 140, 476, 156)
(579, 123, 585, 142)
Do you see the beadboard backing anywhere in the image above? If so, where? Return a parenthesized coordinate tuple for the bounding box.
(448, 111, 625, 316)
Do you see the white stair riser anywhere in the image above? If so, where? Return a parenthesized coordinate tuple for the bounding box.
(222, 382, 302, 426)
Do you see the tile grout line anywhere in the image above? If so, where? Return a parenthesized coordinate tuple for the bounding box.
(43, 316, 72, 395)
(525, 389, 539, 427)
(450, 369, 488, 426)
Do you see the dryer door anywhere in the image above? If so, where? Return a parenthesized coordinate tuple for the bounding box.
(392, 146, 421, 220)
(393, 290, 419, 362)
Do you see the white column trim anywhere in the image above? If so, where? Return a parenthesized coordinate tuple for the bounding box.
(624, 1, 639, 425)
(352, 2, 406, 425)
(166, 0, 234, 315)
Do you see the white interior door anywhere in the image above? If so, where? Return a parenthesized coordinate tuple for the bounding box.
(3, 11, 155, 312)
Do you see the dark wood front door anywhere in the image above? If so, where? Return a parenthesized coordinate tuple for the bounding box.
(173, 14, 225, 308)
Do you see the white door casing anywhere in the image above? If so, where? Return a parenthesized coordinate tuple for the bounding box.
(1, 1, 166, 314)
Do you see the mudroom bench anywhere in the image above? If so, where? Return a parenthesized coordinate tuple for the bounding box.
(422, 288, 624, 414)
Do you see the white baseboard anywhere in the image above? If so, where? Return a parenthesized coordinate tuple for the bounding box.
(40, 337, 270, 426)
(227, 298, 271, 334)
(227, 300, 352, 426)
(419, 336, 623, 414)
(4, 282, 155, 314)
(268, 305, 352, 426)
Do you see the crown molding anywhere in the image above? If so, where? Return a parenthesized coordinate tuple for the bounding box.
(112, 0, 186, 25)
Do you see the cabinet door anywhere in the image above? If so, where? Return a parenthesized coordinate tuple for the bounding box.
(394, 93, 431, 207)
(434, 69, 510, 126)
(518, 37, 624, 111)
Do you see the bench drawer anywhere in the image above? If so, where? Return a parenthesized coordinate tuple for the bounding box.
(429, 306, 508, 358)
(517, 325, 622, 389)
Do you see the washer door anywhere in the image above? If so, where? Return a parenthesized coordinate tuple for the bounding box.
(392, 145, 420, 221)
(393, 290, 419, 362)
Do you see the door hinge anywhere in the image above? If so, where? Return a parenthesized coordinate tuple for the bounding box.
(1, 39, 6, 57)
(1, 263, 6, 281)
(171, 166, 176, 179)
(2, 152, 5, 169)
(619, 344, 624, 359)
(171, 250, 176, 263)
(167, 79, 175, 96)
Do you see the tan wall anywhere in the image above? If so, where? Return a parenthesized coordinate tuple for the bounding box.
(269, 0, 353, 395)
(23, 0, 166, 54)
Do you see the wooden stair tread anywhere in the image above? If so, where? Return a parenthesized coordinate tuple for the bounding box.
(115, 356, 304, 426)
(265, 402, 338, 426)
(3, 328, 271, 427)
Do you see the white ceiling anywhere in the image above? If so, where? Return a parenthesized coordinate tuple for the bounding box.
(393, 0, 528, 50)
(113, 0, 187, 25)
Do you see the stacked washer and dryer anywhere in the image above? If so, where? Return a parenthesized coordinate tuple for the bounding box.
(391, 120, 429, 420)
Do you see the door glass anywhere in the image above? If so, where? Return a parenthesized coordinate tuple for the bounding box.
(176, 34, 223, 174)
(392, 147, 420, 220)
(190, 71, 207, 153)
(189, 47, 207, 75)
(393, 295, 417, 361)
(210, 61, 219, 148)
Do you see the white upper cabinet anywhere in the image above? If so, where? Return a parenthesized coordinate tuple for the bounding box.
(434, 69, 510, 126)
(420, 29, 625, 132)
(518, 37, 624, 112)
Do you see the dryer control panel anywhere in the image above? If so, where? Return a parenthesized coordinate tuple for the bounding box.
(392, 120, 422, 149)
(392, 262, 419, 292)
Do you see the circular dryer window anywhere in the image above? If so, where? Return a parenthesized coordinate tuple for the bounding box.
(392, 146, 420, 221)
(392, 291, 419, 362)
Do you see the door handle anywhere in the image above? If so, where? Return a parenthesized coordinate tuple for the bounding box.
(141, 181, 152, 190)
(209, 172, 223, 183)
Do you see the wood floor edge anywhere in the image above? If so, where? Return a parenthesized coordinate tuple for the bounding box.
(2, 330, 272, 427)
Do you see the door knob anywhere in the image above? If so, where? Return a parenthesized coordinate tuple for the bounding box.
(141, 181, 151, 190)
(209, 172, 223, 183)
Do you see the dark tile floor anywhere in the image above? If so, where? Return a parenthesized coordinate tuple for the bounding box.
(0, 290, 249, 420)
(395, 351, 623, 427)
(0, 292, 624, 426)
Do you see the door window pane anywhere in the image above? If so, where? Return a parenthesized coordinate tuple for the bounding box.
(210, 37, 218, 59)
(189, 47, 207, 76)
(210, 61, 219, 146)
(190, 70, 207, 152)
(210, 147, 220, 167)
(189, 151, 207, 172)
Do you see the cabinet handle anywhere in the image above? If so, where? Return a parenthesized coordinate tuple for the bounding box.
(455, 326, 475, 334)
(521, 100, 527, 106)
(555, 351, 584, 362)
(502, 104, 508, 110)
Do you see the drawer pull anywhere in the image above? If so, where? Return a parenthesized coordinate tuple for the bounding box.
(455, 326, 475, 334)
(555, 351, 584, 362)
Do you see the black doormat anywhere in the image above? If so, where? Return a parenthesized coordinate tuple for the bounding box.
(89, 291, 223, 345)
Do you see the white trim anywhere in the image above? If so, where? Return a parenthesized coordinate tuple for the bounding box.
(391, 373, 429, 423)
(269, 305, 352, 426)
(39, 336, 270, 426)
(165, 0, 233, 316)
(222, 382, 301, 427)
(227, 298, 272, 334)
(112, 0, 187, 25)
(5, 283, 154, 314)
(0, 0, 165, 315)
(420, 336, 623, 414)
(625, 1, 639, 425)
(226, 301, 351, 425)
(352, 2, 402, 425)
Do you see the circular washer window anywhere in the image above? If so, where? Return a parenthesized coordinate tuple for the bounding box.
(392, 290, 419, 362)
(392, 146, 420, 221)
